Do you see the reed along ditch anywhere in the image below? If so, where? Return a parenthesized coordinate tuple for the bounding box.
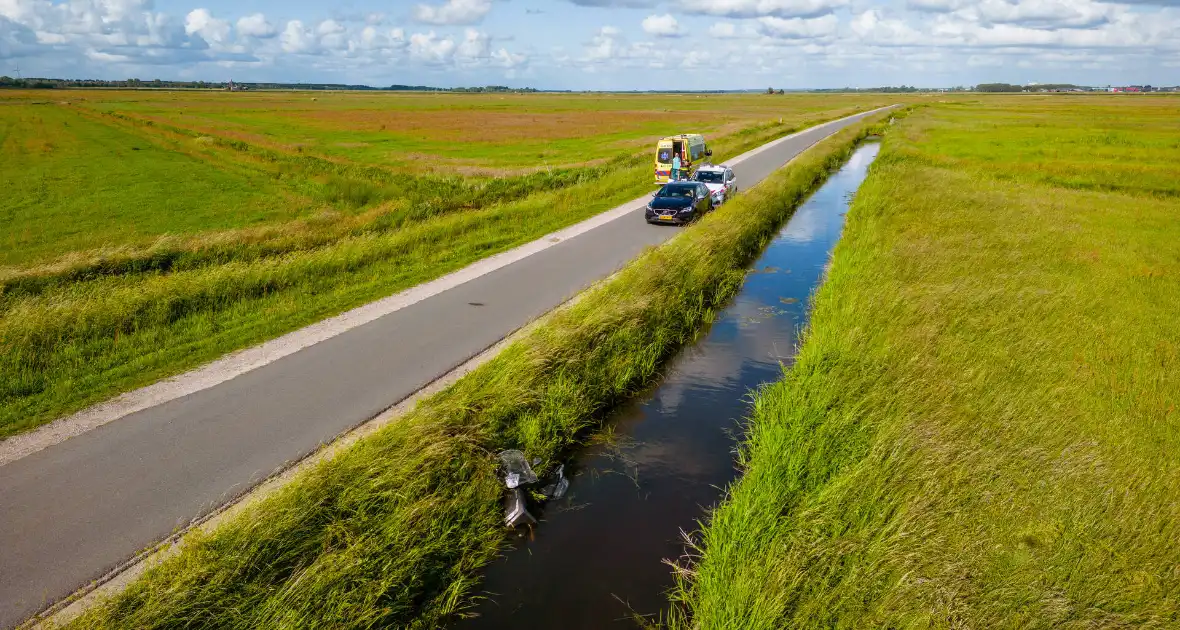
(454, 140, 883, 629)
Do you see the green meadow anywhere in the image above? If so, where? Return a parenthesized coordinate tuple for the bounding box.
(16, 89, 1179, 629)
(0, 90, 894, 438)
(669, 96, 1180, 628)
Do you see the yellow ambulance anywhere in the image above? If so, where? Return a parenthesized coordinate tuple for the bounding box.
(654, 134, 710, 184)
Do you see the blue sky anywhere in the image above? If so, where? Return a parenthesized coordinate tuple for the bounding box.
(2, 0, 1178, 88)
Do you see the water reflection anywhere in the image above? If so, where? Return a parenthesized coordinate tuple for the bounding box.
(456, 141, 881, 629)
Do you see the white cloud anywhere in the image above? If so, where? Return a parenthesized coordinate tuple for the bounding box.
(317, 20, 345, 36)
(0, 0, 210, 64)
(850, 3, 1180, 52)
(683, 49, 714, 68)
(0, 0, 532, 79)
(316, 19, 349, 49)
(409, 30, 457, 63)
(971, 0, 1116, 29)
(0, 0, 1178, 89)
(851, 10, 927, 45)
(642, 13, 682, 36)
(908, 0, 969, 12)
(184, 9, 229, 46)
(85, 49, 132, 63)
(280, 19, 317, 53)
(456, 27, 490, 59)
(584, 25, 625, 62)
(404, 28, 515, 66)
(413, 0, 492, 25)
(709, 21, 739, 37)
(236, 13, 276, 39)
(758, 15, 838, 38)
(966, 53, 1005, 65)
(681, 0, 849, 18)
(492, 47, 526, 67)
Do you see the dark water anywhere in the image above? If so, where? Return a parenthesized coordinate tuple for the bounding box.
(456, 141, 882, 629)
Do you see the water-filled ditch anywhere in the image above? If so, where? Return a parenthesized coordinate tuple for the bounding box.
(457, 140, 882, 629)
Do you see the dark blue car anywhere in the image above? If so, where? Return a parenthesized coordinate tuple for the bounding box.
(645, 182, 714, 225)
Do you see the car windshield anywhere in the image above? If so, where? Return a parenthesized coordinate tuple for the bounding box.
(694, 170, 724, 183)
(656, 184, 697, 198)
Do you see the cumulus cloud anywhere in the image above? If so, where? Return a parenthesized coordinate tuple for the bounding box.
(185, 9, 230, 46)
(642, 14, 682, 36)
(681, 0, 849, 18)
(709, 22, 740, 37)
(971, 0, 1116, 29)
(0, 0, 532, 79)
(236, 13, 276, 38)
(1097, 0, 1180, 4)
(357, 25, 408, 50)
(492, 47, 526, 67)
(413, 0, 493, 25)
(280, 20, 317, 53)
(456, 27, 490, 58)
(575, 21, 730, 72)
(584, 25, 625, 61)
(2, 0, 1178, 88)
(569, 0, 660, 5)
(316, 19, 349, 49)
(850, 9, 924, 44)
(851, 3, 1180, 52)
(758, 14, 839, 38)
(908, 0, 968, 12)
(0, 0, 212, 64)
(405, 27, 522, 68)
(0, 15, 39, 58)
(409, 30, 456, 63)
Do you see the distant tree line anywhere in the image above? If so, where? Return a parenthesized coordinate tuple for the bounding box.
(859, 85, 922, 93)
(975, 83, 1087, 92)
(975, 83, 1024, 92)
(808, 85, 971, 93)
(974, 83, 1022, 92)
(0, 76, 539, 92)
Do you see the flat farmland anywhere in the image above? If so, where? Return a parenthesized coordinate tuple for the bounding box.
(0, 89, 897, 438)
(74, 91, 885, 172)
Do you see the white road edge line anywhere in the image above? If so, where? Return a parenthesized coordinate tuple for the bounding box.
(0, 106, 893, 468)
(24, 293, 574, 630)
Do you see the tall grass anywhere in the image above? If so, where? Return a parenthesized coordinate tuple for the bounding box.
(58, 112, 893, 630)
(665, 98, 1180, 628)
(0, 108, 865, 438)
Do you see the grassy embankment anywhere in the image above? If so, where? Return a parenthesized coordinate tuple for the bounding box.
(667, 97, 1180, 628)
(0, 92, 897, 438)
(59, 109, 896, 630)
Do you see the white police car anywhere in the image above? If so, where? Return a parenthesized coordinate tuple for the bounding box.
(691, 164, 738, 205)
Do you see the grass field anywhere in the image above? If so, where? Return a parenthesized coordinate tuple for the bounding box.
(58, 109, 893, 630)
(667, 96, 1180, 628)
(0, 90, 899, 438)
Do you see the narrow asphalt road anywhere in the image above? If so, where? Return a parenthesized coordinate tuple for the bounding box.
(0, 107, 889, 629)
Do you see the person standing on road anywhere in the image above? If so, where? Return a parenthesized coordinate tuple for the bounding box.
(671, 152, 681, 181)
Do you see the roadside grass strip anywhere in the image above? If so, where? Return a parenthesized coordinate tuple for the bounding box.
(665, 99, 1180, 628)
(1, 107, 877, 439)
(57, 113, 895, 629)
